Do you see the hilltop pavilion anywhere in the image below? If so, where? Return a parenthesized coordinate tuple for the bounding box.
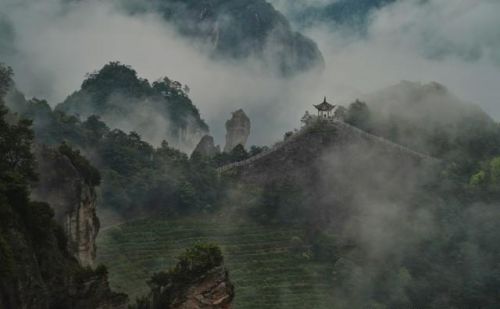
(314, 97, 336, 120)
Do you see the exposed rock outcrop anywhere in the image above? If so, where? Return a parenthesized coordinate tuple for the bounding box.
(132, 244, 234, 309)
(31, 145, 99, 267)
(224, 109, 251, 153)
(171, 266, 234, 309)
(192, 135, 220, 158)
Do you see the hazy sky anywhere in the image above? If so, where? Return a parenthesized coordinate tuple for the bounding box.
(1, 0, 499, 146)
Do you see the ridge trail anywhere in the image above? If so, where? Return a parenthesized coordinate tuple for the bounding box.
(218, 120, 439, 173)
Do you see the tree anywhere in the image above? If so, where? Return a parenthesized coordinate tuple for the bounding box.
(229, 144, 248, 162)
(133, 243, 224, 309)
(58, 142, 101, 186)
(0, 63, 13, 101)
(346, 99, 371, 131)
(82, 115, 109, 142)
(334, 105, 347, 121)
(249, 145, 268, 157)
(489, 157, 500, 185)
(0, 105, 36, 183)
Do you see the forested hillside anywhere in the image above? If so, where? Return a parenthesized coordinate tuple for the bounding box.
(0, 64, 127, 308)
(4, 51, 500, 308)
(360, 81, 500, 180)
(99, 98, 500, 308)
(6, 57, 500, 307)
(56, 62, 208, 150)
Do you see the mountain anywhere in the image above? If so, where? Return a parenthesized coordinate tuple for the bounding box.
(6, 94, 219, 218)
(55, 62, 208, 151)
(362, 81, 500, 174)
(1, 63, 234, 309)
(220, 119, 438, 228)
(121, 0, 324, 75)
(270, 0, 396, 29)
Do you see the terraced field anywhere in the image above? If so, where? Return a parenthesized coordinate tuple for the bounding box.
(96, 216, 336, 308)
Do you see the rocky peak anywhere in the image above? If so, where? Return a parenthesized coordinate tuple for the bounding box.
(224, 109, 251, 153)
(192, 135, 220, 158)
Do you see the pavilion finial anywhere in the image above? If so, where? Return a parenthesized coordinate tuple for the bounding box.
(323, 96, 327, 103)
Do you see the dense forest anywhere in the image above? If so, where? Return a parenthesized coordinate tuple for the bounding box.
(0, 64, 129, 308)
(3, 0, 500, 308)
(6, 63, 224, 217)
(55, 62, 208, 150)
(3, 57, 500, 308)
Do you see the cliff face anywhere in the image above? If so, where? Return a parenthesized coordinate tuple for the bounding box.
(224, 109, 251, 153)
(1, 221, 127, 309)
(32, 145, 99, 266)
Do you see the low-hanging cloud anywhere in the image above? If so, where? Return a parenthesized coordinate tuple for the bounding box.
(0, 0, 325, 147)
(297, 0, 500, 119)
(1, 0, 500, 148)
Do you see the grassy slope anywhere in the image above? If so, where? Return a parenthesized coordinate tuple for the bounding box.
(97, 215, 335, 308)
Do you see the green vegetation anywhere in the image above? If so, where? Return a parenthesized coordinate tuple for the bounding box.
(97, 216, 337, 308)
(346, 97, 500, 180)
(59, 142, 101, 186)
(0, 65, 125, 307)
(345, 99, 371, 131)
(8, 92, 220, 215)
(5, 59, 500, 308)
(56, 62, 208, 148)
(130, 243, 224, 309)
(469, 156, 500, 196)
(94, 95, 500, 308)
(0, 64, 13, 98)
(248, 180, 307, 224)
(213, 144, 250, 166)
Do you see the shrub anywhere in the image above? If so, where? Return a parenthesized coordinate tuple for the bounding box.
(137, 243, 224, 309)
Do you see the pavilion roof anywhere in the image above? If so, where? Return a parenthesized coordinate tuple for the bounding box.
(314, 97, 335, 111)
